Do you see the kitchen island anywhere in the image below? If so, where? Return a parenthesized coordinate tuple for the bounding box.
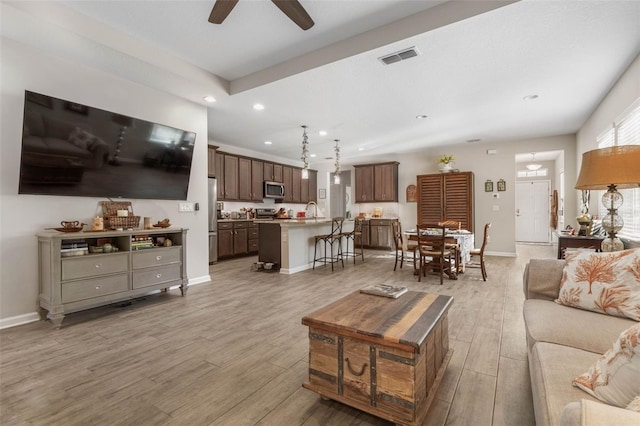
(256, 219, 354, 274)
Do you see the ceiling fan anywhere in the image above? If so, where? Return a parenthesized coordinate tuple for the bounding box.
(209, 0, 314, 30)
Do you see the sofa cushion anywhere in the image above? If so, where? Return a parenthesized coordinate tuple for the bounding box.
(523, 259, 565, 301)
(523, 299, 634, 354)
(627, 395, 640, 411)
(530, 342, 600, 426)
(560, 399, 640, 426)
(573, 323, 640, 408)
(556, 248, 640, 321)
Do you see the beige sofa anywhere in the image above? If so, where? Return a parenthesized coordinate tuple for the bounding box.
(522, 258, 639, 426)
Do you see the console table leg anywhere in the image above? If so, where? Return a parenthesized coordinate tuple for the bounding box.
(48, 313, 65, 329)
(180, 284, 188, 296)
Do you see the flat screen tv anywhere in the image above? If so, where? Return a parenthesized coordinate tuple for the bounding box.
(18, 90, 196, 200)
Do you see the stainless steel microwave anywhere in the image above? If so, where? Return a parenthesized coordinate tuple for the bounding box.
(264, 181, 285, 199)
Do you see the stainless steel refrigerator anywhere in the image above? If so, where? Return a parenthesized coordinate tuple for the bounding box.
(208, 178, 218, 263)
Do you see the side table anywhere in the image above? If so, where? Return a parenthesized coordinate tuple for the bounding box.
(556, 233, 604, 259)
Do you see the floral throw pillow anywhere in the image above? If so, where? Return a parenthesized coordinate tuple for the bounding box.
(556, 248, 640, 320)
(573, 323, 640, 408)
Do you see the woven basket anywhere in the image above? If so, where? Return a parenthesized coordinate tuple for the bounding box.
(102, 201, 140, 229)
(105, 215, 140, 229)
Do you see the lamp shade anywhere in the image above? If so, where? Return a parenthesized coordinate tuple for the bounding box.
(575, 145, 640, 190)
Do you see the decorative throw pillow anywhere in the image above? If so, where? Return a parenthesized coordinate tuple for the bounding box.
(627, 395, 640, 412)
(573, 323, 640, 408)
(556, 248, 640, 320)
(68, 127, 93, 150)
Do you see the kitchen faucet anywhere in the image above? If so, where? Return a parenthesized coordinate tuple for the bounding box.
(305, 201, 318, 218)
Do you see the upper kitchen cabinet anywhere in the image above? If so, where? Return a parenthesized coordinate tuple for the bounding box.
(417, 172, 474, 233)
(354, 162, 398, 203)
(251, 160, 264, 201)
(207, 145, 217, 177)
(238, 157, 252, 201)
(264, 162, 284, 183)
(223, 154, 239, 200)
(215, 151, 224, 198)
(283, 166, 293, 203)
(308, 170, 318, 203)
(292, 168, 302, 203)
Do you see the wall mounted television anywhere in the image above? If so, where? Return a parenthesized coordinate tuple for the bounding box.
(18, 90, 196, 200)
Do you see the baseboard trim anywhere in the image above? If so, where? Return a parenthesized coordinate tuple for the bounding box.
(0, 312, 40, 330)
(188, 275, 211, 286)
(486, 251, 517, 257)
(1, 275, 212, 330)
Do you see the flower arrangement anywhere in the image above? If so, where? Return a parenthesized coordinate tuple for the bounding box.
(437, 154, 456, 165)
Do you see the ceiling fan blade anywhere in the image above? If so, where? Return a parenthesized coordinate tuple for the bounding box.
(271, 0, 314, 30)
(209, 0, 240, 24)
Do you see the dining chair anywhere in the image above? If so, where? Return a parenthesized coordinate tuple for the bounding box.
(313, 217, 345, 271)
(341, 217, 365, 264)
(467, 223, 491, 281)
(416, 223, 456, 285)
(439, 220, 462, 272)
(391, 221, 418, 271)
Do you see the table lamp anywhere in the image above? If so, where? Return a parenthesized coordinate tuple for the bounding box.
(574, 145, 640, 251)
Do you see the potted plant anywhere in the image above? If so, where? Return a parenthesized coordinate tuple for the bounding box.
(437, 154, 456, 171)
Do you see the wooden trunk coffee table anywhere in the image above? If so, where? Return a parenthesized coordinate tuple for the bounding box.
(302, 290, 453, 426)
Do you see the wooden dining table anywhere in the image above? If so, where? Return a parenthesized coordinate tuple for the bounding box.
(404, 229, 475, 275)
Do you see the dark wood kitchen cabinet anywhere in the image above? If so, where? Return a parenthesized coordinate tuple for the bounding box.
(251, 160, 263, 201)
(263, 162, 283, 183)
(292, 168, 302, 203)
(207, 146, 217, 177)
(367, 219, 396, 250)
(308, 170, 318, 202)
(223, 154, 239, 200)
(215, 152, 224, 198)
(283, 166, 293, 202)
(218, 221, 251, 258)
(354, 162, 398, 203)
(238, 157, 252, 201)
(417, 172, 474, 233)
(354, 165, 374, 202)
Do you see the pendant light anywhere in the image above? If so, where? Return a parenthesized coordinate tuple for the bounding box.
(526, 152, 542, 171)
(333, 139, 341, 184)
(300, 125, 309, 179)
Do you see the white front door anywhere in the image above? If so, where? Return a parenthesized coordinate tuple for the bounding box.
(516, 181, 550, 243)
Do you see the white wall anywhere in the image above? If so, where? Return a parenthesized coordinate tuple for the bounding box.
(0, 37, 210, 326)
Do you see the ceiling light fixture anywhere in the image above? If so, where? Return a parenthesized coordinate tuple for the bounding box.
(300, 125, 309, 179)
(253, 103, 265, 110)
(526, 152, 542, 171)
(203, 95, 216, 103)
(310, 153, 316, 158)
(333, 139, 341, 185)
(416, 114, 428, 119)
(264, 141, 272, 145)
(319, 130, 327, 136)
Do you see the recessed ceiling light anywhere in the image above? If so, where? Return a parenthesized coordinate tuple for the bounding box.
(416, 114, 428, 119)
(310, 153, 317, 158)
(253, 103, 265, 110)
(523, 94, 539, 101)
(358, 147, 365, 151)
(318, 130, 327, 136)
(264, 141, 272, 145)
(203, 95, 216, 103)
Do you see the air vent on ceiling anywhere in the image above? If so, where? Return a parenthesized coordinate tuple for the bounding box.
(379, 47, 419, 65)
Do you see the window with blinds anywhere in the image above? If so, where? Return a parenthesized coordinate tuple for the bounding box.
(596, 98, 640, 240)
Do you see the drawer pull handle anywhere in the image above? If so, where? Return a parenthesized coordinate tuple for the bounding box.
(95, 285, 101, 290)
(345, 358, 367, 377)
(156, 256, 162, 260)
(156, 274, 162, 278)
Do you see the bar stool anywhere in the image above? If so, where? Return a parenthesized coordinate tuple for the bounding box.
(341, 217, 365, 264)
(313, 217, 345, 271)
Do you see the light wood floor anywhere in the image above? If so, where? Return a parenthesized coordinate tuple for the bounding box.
(0, 244, 555, 425)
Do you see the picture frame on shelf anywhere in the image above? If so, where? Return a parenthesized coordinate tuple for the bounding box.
(484, 180, 494, 192)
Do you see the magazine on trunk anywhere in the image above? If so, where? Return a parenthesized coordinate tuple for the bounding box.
(360, 284, 408, 299)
